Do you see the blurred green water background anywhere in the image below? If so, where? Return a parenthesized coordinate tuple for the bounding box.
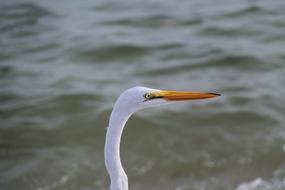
(1, 0, 285, 190)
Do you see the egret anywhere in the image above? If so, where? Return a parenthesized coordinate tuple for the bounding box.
(104, 86, 220, 190)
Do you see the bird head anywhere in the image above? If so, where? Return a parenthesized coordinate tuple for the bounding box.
(114, 86, 220, 114)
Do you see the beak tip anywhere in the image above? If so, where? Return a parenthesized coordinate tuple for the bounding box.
(210, 93, 221, 97)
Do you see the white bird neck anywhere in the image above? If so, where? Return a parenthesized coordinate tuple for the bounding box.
(105, 104, 132, 190)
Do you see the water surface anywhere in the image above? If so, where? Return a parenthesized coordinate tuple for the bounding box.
(1, 0, 285, 190)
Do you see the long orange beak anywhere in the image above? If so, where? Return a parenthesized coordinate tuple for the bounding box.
(155, 90, 221, 101)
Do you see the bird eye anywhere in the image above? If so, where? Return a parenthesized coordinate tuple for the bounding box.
(144, 93, 152, 100)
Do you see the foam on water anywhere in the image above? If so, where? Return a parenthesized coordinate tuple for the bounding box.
(236, 178, 285, 190)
